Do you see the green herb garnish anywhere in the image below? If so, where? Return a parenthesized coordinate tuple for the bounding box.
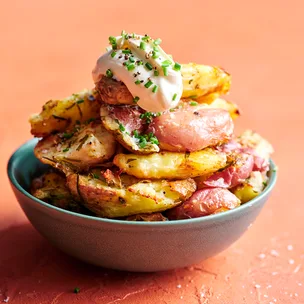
(145, 62, 153, 71)
(152, 85, 158, 93)
(189, 101, 198, 106)
(140, 41, 146, 50)
(144, 80, 153, 88)
(173, 62, 181, 71)
(74, 287, 80, 294)
(106, 69, 113, 78)
(153, 38, 162, 45)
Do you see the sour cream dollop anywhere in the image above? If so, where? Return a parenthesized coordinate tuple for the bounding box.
(92, 34, 183, 112)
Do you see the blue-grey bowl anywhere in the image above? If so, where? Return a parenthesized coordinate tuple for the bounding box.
(7, 139, 277, 272)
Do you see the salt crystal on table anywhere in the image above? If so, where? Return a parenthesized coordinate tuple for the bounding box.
(180, 296, 183, 299)
(3, 297, 9, 303)
(298, 282, 302, 286)
(176, 284, 182, 288)
(272, 272, 279, 276)
(289, 259, 295, 265)
(287, 245, 293, 251)
(295, 293, 298, 297)
(267, 285, 272, 289)
(255, 284, 261, 289)
(270, 250, 279, 257)
(264, 295, 269, 298)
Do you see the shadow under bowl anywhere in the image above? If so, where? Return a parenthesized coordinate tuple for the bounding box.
(7, 139, 277, 272)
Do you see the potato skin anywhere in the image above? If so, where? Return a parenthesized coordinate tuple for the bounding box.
(29, 89, 101, 137)
(166, 188, 240, 220)
(148, 104, 234, 152)
(113, 148, 227, 179)
(95, 64, 231, 106)
(66, 173, 196, 218)
(232, 171, 267, 204)
(34, 121, 116, 173)
(96, 75, 134, 105)
(30, 171, 84, 212)
(100, 104, 159, 154)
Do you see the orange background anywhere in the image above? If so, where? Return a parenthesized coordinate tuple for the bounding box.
(1, 0, 303, 303)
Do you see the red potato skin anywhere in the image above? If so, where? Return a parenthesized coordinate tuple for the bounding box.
(107, 105, 145, 133)
(148, 105, 234, 152)
(203, 153, 254, 188)
(166, 188, 240, 220)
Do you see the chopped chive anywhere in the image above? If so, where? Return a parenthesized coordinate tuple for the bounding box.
(142, 35, 150, 42)
(63, 148, 69, 152)
(162, 59, 172, 67)
(74, 287, 80, 294)
(121, 30, 126, 37)
(190, 101, 198, 106)
(173, 62, 181, 71)
(135, 80, 141, 85)
(162, 66, 168, 76)
(189, 95, 198, 99)
(263, 181, 267, 187)
(154, 38, 162, 45)
(133, 96, 140, 103)
(119, 123, 125, 132)
(127, 64, 135, 71)
(106, 69, 113, 78)
(172, 93, 177, 101)
(129, 56, 135, 63)
(63, 132, 73, 139)
(144, 80, 153, 88)
(145, 62, 153, 70)
(109, 36, 116, 44)
(154, 70, 159, 76)
(122, 49, 131, 54)
(153, 46, 159, 52)
(140, 41, 146, 50)
(152, 51, 159, 59)
(111, 51, 117, 58)
(152, 85, 158, 93)
(76, 99, 84, 104)
(132, 33, 135, 38)
(93, 173, 99, 179)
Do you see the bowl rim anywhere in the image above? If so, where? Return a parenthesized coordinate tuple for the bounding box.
(7, 138, 277, 227)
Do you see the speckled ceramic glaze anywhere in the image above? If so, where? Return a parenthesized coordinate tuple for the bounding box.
(7, 139, 277, 272)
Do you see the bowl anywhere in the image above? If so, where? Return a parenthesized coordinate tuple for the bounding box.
(7, 139, 277, 272)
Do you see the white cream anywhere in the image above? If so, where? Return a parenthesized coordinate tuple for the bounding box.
(92, 34, 183, 112)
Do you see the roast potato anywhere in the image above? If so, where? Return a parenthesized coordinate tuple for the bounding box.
(205, 98, 240, 120)
(30, 171, 83, 212)
(237, 130, 274, 161)
(167, 188, 241, 220)
(197, 152, 254, 189)
(100, 104, 159, 154)
(95, 64, 231, 106)
(113, 148, 227, 179)
(67, 172, 196, 218)
(147, 103, 234, 152)
(181, 63, 231, 99)
(34, 121, 116, 173)
(232, 171, 267, 203)
(96, 75, 134, 105)
(30, 89, 101, 137)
